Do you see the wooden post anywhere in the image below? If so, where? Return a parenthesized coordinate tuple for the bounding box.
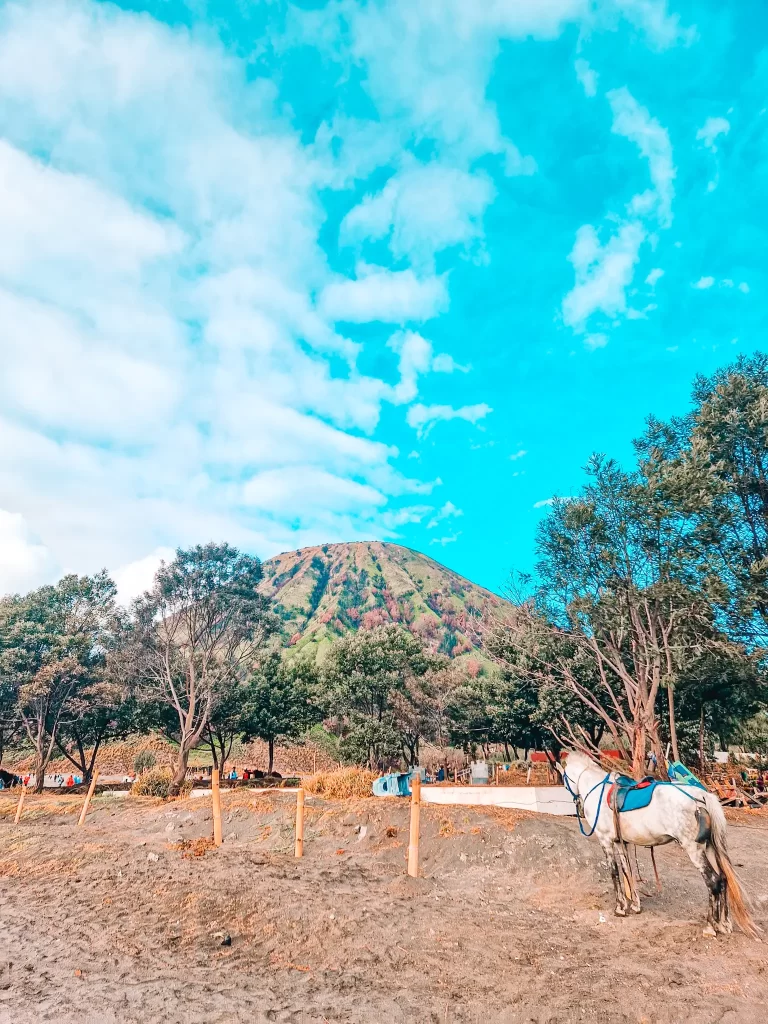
(212, 768, 223, 847)
(77, 770, 100, 827)
(407, 773, 421, 878)
(13, 784, 26, 825)
(295, 787, 305, 858)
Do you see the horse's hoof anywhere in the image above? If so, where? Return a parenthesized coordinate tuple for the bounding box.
(702, 925, 717, 938)
(615, 907, 627, 917)
(630, 904, 642, 915)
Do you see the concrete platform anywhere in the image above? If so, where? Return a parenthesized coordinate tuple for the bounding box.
(420, 785, 574, 816)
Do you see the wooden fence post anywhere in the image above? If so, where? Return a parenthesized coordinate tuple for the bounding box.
(13, 784, 26, 825)
(407, 773, 421, 878)
(295, 787, 305, 858)
(77, 770, 100, 827)
(212, 769, 223, 847)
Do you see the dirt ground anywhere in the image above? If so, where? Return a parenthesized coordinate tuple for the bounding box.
(1, 790, 767, 1024)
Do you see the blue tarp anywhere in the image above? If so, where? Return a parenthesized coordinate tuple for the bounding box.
(372, 771, 419, 797)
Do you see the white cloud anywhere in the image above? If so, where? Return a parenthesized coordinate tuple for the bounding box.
(340, 163, 494, 271)
(696, 116, 730, 152)
(608, 87, 675, 227)
(575, 59, 598, 97)
(427, 501, 463, 529)
(533, 496, 575, 509)
(112, 546, 176, 607)
(0, 509, 57, 597)
(739, 282, 750, 294)
(319, 267, 449, 323)
(584, 332, 609, 350)
(406, 403, 492, 438)
(300, 0, 685, 182)
(608, 0, 693, 48)
(242, 467, 386, 519)
(509, 449, 528, 461)
(431, 353, 468, 374)
(692, 276, 715, 290)
(562, 222, 646, 331)
(562, 87, 674, 340)
(645, 267, 664, 286)
(430, 533, 460, 547)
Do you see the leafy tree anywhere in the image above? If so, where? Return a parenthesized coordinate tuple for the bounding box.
(126, 543, 277, 795)
(241, 654, 320, 773)
(0, 572, 117, 791)
(637, 352, 768, 645)
(322, 625, 432, 768)
(496, 454, 739, 777)
(53, 675, 136, 784)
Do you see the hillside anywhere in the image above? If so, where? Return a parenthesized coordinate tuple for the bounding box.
(259, 541, 509, 665)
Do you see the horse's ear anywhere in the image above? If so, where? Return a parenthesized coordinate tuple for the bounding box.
(554, 761, 564, 776)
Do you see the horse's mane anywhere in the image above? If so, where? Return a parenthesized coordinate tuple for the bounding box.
(565, 750, 601, 772)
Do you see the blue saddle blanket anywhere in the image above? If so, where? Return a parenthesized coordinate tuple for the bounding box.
(609, 776, 658, 812)
(609, 766, 706, 813)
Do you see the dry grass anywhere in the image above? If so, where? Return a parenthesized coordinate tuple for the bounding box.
(131, 766, 191, 799)
(304, 766, 377, 799)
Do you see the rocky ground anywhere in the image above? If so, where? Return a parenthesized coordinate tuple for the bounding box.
(0, 790, 767, 1023)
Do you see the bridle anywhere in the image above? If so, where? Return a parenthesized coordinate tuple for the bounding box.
(562, 763, 612, 838)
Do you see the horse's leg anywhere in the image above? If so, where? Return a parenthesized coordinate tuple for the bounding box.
(680, 838, 726, 937)
(601, 837, 628, 917)
(615, 841, 642, 913)
(631, 844, 646, 884)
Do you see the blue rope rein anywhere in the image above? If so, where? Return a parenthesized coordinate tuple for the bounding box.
(563, 769, 612, 837)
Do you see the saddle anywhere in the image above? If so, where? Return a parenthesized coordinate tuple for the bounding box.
(607, 775, 658, 813)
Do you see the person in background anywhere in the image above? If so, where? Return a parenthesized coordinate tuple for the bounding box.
(65, 774, 74, 787)
(756, 772, 765, 794)
(229, 768, 238, 780)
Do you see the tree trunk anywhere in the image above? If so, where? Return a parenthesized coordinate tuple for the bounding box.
(169, 743, 191, 797)
(503, 742, 511, 761)
(667, 683, 680, 763)
(268, 738, 274, 775)
(84, 736, 103, 784)
(32, 720, 49, 794)
(699, 707, 706, 776)
(631, 717, 647, 781)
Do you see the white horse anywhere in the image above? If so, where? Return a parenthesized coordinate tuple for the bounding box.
(562, 751, 760, 938)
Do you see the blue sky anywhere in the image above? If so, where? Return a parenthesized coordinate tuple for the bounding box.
(0, 0, 765, 602)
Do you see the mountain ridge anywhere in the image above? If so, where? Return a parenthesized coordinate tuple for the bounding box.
(258, 540, 509, 665)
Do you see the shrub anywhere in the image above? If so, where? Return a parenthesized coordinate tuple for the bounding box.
(131, 766, 191, 799)
(133, 750, 157, 775)
(304, 766, 377, 799)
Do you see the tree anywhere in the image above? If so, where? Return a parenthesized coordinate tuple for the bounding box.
(241, 655, 320, 774)
(637, 352, 768, 646)
(53, 676, 136, 784)
(127, 543, 277, 795)
(500, 455, 735, 778)
(0, 675, 21, 766)
(0, 572, 118, 792)
(322, 625, 432, 768)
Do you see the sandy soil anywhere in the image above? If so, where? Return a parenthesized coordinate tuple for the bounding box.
(0, 790, 767, 1024)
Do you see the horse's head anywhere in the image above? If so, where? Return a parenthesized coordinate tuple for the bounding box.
(562, 750, 600, 793)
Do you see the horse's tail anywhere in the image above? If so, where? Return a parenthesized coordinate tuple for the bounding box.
(703, 791, 762, 940)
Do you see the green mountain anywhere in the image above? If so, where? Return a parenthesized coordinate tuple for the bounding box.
(259, 541, 509, 664)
